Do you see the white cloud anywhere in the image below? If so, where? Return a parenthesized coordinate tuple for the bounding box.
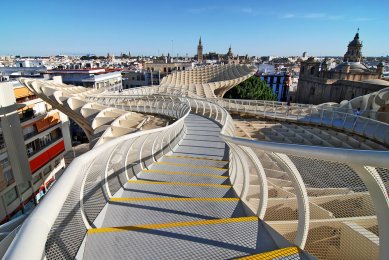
(303, 13, 326, 19)
(280, 13, 344, 21)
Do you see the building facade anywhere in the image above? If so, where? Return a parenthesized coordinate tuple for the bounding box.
(143, 62, 193, 74)
(296, 32, 387, 104)
(44, 68, 122, 90)
(122, 71, 162, 88)
(0, 81, 72, 224)
(259, 72, 291, 101)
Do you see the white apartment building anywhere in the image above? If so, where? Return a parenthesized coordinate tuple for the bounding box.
(0, 81, 72, 224)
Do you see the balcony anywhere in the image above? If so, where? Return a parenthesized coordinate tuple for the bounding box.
(28, 139, 65, 173)
(26, 134, 63, 158)
(23, 112, 61, 140)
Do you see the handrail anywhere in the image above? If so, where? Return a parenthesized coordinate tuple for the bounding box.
(103, 85, 201, 99)
(6, 82, 389, 259)
(4, 100, 191, 260)
(218, 98, 389, 126)
(220, 135, 389, 168)
(184, 96, 389, 259)
(216, 98, 389, 146)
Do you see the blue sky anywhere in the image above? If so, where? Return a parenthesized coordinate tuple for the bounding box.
(1, 0, 388, 57)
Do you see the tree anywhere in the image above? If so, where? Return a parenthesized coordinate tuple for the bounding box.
(225, 76, 277, 100)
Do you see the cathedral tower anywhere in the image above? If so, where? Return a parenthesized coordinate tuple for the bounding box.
(343, 29, 363, 62)
(197, 37, 203, 63)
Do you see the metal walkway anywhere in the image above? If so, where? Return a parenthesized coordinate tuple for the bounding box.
(81, 114, 304, 259)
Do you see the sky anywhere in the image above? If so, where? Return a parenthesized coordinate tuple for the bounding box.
(1, 0, 388, 57)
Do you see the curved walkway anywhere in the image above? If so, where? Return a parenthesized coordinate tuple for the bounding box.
(80, 114, 304, 259)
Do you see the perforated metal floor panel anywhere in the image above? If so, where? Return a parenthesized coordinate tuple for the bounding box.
(101, 199, 246, 227)
(84, 218, 286, 260)
(138, 171, 229, 184)
(82, 114, 300, 260)
(121, 181, 236, 198)
(161, 156, 229, 168)
(148, 163, 228, 176)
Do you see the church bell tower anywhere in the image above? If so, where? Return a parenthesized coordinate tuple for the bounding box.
(197, 37, 203, 63)
(343, 29, 363, 62)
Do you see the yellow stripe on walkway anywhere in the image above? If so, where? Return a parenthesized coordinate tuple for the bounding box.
(88, 216, 257, 235)
(110, 197, 239, 202)
(165, 155, 228, 163)
(127, 180, 231, 188)
(143, 169, 227, 179)
(154, 161, 227, 171)
(236, 247, 300, 260)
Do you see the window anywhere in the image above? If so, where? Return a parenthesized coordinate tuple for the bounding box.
(43, 165, 52, 176)
(4, 187, 18, 206)
(19, 182, 30, 194)
(39, 135, 52, 147)
(26, 141, 37, 156)
(0, 153, 10, 169)
(310, 87, 315, 95)
(4, 169, 14, 184)
(23, 125, 36, 138)
(310, 66, 315, 75)
(32, 173, 41, 184)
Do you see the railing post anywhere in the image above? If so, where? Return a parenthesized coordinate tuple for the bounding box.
(320, 108, 325, 125)
(362, 118, 369, 134)
(342, 113, 348, 129)
(194, 99, 199, 113)
(271, 153, 310, 249)
(214, 104, 219, 122)
(151, 131, 163, 162)
(330, 109, 335, 126)
(241, 146, 268, 219)
(139, 135, 149, 170)
(263, 103, 266, 117)
(348, 164, 389, 260)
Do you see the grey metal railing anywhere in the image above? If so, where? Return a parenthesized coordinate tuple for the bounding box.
(5, 90, 389, 260)
(4, 98, 190, 260)
(215, 99, 389, 146)
(184, 97, 389, 259)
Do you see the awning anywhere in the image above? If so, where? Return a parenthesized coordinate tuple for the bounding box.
(13, 87, 34, 99)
